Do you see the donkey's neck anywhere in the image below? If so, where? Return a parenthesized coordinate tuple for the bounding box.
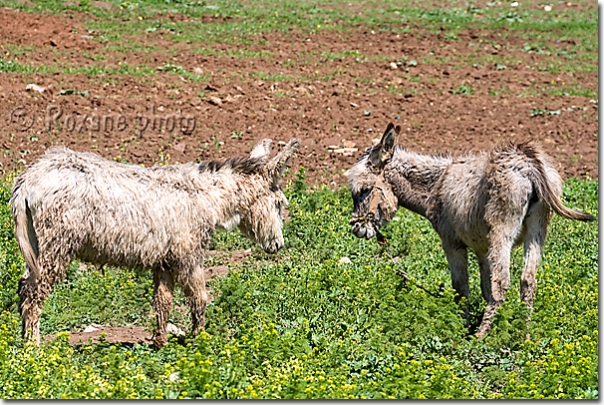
(384, 147, 452, 218)
(185, 165, 250, 230)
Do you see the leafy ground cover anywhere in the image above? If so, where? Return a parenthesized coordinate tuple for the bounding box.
(0, 170, 598, 399)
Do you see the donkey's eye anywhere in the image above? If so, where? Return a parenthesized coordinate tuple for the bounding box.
(359, 188, 371, 199)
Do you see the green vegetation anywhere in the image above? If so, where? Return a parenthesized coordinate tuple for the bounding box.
(0, 0, 596, 99)
(450, 84, 475, 95)
(0, 170, 598, 399)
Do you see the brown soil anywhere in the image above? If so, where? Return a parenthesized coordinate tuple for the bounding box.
(3, 6, 597, 345)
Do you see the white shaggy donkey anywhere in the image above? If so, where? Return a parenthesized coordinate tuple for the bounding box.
(11, 138, 300, 347)
(346, 123, 594, 337)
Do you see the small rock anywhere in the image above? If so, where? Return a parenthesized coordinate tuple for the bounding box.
(544, 4, 552, 11)
(350, 102, 358, 107)
(208, 96, 222, 106)
(167, 323, 185, 336)
(83, 325, 100, 333)
(26, 83, 45, 93)
(225, 94, 243, 103)
(193, 67, 204, 75)
(389, 62, 398, 70)
(339, 257, 352, 264)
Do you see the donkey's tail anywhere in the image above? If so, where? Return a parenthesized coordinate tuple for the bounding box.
(527, 145, 595, 222)
(10, 178, 41, 280)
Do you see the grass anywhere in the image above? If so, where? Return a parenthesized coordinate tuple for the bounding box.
(0, 0, 596, 94)
(450, 84, 475, 95)
(0, 170, 598, 399)
(0, 57, 211, 82)
(192, 48, 275, 59)
(249, 71, 296, 82)
(1, 0, 597, 54)
(547, 84, 597, 98)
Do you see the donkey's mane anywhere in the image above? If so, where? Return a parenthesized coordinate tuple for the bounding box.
(392, 144, 453, 159)
(494, 140, 540, 157)
(198, 156, 265, 175)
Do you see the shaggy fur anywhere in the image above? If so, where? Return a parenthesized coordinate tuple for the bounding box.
(346, 123, 594, 337)
(11, 138, 301, 347)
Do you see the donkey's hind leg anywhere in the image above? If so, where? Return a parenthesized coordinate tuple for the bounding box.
(18, 264, 43, 343)
(477, 217, 526, 338)
(520, 203, 552, 338)
(176, 265, 208, 338)
(152, 268, 175, 348)
(476, 238, 514, 338)
(19, 253, 72, 343)
(476, 252, 492, 303)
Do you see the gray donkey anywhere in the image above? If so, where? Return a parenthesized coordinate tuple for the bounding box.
(346, 123, 594, 337)
(11, 138, 300, 347)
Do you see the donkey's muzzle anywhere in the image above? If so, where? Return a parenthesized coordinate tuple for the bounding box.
(351, 221, 376, 240)
(350, 213, 378, 240)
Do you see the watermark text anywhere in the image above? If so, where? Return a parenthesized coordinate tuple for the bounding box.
(9, 104, 197, 135)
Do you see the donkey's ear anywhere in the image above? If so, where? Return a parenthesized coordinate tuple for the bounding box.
(250, 138, 273, 159)
(369, 123, 400, 167)
(266, 138, 301, 180)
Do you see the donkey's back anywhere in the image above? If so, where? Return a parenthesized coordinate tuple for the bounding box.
(434, 142, 589, 254)
(11, 148, 207, 270)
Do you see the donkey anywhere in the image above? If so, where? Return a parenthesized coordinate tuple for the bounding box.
(11, 138, 300, 347)
(345, 123, 594, 337)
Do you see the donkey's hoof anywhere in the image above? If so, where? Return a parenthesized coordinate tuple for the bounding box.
(475, 323, 492, 339)
(152, 334, 167, 349)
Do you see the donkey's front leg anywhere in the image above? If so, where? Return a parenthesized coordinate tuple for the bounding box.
(442, 241, 470, 324)
(177, 265, 208, 337)
(152, 269, 175, 348)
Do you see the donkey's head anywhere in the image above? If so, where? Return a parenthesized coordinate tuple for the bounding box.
(345, 123, 400, 240)
(237, 138, 301, 254)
